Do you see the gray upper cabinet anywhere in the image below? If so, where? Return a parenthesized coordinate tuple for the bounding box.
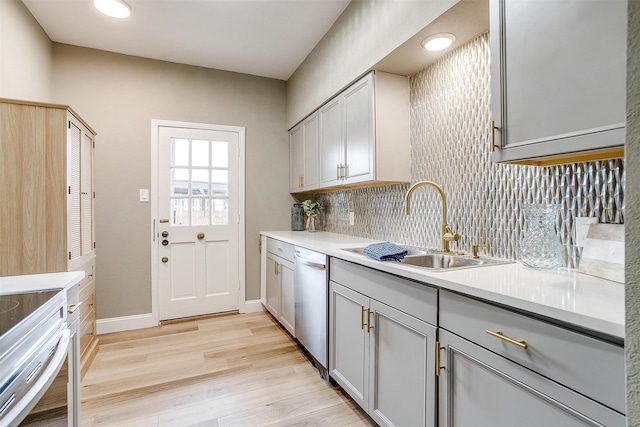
(490, 0, 626, 165)
(289, 112, 319, 193)
(314, 71, 410, 190)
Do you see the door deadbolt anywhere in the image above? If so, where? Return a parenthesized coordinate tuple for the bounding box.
(161, 257, 168, 263)
(161, 231, 169, 238)
(197, 232, 205, 240)
(162, 239, 169, 246)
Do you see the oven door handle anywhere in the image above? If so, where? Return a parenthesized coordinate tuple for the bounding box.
(294, 254, 326, 270)
(6, 328, 70, 427)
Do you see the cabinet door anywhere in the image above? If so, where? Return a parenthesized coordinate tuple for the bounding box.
(278, 259, 295, 336)
(265, 255, 280, 318)
(343, 73, 374, 184)
(81, 127, 94, 257)
(67, 117, 82, 262)
(301, 112, 319, 191)
(491, 0, 626, 163)
(369, 299, 436, 427)
(68, 113, 96, 267)
(319, 97, 344, 188)
(289, 123, 304, 192)
(329, 281, 369, 411)
(438, 330, 625, 427)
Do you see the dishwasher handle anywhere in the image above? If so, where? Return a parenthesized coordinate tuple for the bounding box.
(294, 253, 326, 270)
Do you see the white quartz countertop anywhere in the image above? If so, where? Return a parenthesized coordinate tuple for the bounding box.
(0, 271, 85, 294)
(261, 230, 625, 341)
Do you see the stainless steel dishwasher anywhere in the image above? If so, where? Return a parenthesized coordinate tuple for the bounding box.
(293, 246, 329, 379)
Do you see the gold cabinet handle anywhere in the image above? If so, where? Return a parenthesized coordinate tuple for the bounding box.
(197, 232, 205, 240)
(490, 120, 500, 152)
(337, 164, 341, 180)
(367, 309, 374, 333)
(485, 329, 527, 349)
(161, 257, 169, 263)
(274, 262, 278, 275)
(361, 306, 367, 330)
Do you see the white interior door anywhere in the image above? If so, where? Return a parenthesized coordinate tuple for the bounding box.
(157, 125, 240, 321)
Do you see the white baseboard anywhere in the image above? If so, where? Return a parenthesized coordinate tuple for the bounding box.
(97, 301, 263, 334)
(243, 299, 264, 313)
(96, 313, 157, 335)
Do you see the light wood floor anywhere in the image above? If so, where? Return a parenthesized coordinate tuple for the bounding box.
(81, 311, 376, 426)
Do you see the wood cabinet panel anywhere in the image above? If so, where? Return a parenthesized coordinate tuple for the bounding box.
(0, 98, 99, 379)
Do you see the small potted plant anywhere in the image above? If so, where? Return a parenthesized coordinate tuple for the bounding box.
(302, 199, 322, 232)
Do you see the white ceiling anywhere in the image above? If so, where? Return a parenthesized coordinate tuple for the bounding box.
(21, 0, 351, 81)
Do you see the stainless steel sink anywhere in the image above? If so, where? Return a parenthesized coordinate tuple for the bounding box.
(400, 253, 511, 271)
(341, 246, 512, 271)
(341, 246, 428, 257)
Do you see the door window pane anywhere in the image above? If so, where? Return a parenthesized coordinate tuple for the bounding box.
(191, 169, 210, 196)
(171, 138, 189, 166)
(211, 170, 228, 196)
(212, 198, 228, 225)
(171, 169, 189, 196)
(170, 198, 189, 226)
(211, 141, 228, 168)
(192, 140, 209, 167)
(168, 137, 230, 226)
(191, 198, 210, 225)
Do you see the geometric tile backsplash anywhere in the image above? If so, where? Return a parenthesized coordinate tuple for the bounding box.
(312, 33, 624, 268)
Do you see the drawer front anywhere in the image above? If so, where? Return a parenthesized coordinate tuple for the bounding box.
(267, 238, 294, 262)
(80, 311, 96, 357)
(440, 290, 624, 413)
(330, 258, 437, 325)
(79, 281, 95, 321)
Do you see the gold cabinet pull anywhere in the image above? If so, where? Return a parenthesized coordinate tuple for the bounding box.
(161, 257, 169, 263)
(337, 164, 341, 180)
(490, 120, 500, 152)
(367, 309, 374, 333)
(197, 232, 205, 240)
(274, 262, 278, 275)
(361, 306, 367, 330)
(485, 329, 527, 349)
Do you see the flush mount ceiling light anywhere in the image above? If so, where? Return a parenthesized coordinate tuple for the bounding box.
(421, 33, 456, 52)
(93, 0, 131, 18)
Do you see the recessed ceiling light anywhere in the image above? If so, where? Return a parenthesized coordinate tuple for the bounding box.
(421, 33, 456, 52)
(93, 0, 131, 18)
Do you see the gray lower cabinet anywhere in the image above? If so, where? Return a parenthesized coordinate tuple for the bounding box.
(490, 0, 626, 164)
(263, 238, 295, 336)
(439, 290, 625, 427)
(329, 258, 438, 427)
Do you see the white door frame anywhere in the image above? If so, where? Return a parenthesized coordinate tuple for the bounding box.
(150, 119, 246, 325)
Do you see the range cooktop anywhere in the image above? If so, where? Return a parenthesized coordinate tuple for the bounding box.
(0, 290, 61, 337)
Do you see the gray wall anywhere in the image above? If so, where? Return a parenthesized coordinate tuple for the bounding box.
(51, 44, 291, 318)
(0, 0, 52, 100)
(285, 0, 458, 129)
(626, 1, 639, 424)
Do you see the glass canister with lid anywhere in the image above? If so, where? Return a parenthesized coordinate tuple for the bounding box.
(291, 204, 305, 231)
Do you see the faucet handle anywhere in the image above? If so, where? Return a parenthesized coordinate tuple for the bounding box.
(471, 244, 489, 258)
(443, 225, 460, 242)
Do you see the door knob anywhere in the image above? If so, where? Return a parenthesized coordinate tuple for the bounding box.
(197, 232, 205, 240)
(162, 231, 169, 237)
(161, 257, 168, 263)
